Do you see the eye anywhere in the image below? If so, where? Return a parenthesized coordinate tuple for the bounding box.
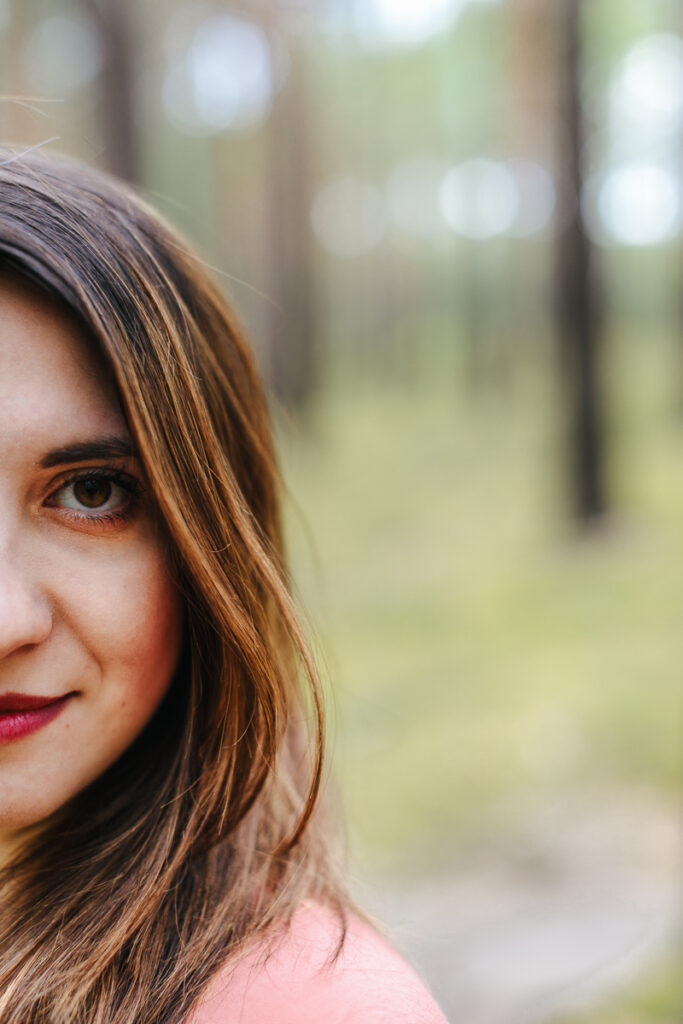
(60, 476, 123, 511)
(47, 468, 141, 519)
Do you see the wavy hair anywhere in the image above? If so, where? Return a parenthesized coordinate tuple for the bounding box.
(0, 147, 341, 1023)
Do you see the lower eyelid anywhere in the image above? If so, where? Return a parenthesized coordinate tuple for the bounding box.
(67, 507, 132, 523)
(52, 503, 137, 534)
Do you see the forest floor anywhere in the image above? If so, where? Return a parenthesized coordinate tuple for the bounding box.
(358, 788, 681, 1024)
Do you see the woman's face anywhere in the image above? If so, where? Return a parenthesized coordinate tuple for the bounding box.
(0, 276, 183, 849)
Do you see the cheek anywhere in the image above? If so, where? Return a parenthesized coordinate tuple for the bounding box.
(109, 561, 183, 716)
(0, 534, 186, 833)
(57, 537, 184, 722)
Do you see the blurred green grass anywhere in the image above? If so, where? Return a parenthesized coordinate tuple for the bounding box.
(553, 952, 683, 1024)
(278, 327, 682, 864)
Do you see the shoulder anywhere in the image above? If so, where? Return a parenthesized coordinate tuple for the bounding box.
(190, 901, 448, 1024)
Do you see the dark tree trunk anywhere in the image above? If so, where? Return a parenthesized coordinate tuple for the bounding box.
(553, 0, 606, 523)
(265, 26, 317, 413)
(88, 0, 139, 183)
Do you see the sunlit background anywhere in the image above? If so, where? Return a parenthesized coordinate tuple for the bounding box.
(1, 0, 681, 1020)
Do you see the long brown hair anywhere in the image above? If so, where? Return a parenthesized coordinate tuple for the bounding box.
(0, 147, 342, 1023)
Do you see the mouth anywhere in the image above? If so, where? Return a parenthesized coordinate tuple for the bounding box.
(0, 692, 76, 743)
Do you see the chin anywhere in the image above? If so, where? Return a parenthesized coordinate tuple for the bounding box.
(0, 788, 71, 834)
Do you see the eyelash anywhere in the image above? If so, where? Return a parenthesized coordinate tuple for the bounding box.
(46, 466, 144, 529)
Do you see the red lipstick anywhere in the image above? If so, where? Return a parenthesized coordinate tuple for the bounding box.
(0, 692, 74, 742)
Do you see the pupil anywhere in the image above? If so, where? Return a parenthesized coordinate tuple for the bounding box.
(74, 478, 112, 509)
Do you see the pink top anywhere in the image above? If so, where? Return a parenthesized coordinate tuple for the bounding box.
(190, 902, 448, 1024)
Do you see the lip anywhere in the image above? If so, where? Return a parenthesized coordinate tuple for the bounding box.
(0, 692, 75, 742)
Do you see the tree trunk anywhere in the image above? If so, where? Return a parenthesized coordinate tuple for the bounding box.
(88, 0, 139, 182)
(264, 21, 317, 413)
(553, 0, 606, 524)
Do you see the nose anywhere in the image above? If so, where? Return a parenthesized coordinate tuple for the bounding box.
(0, 551, 53, 659)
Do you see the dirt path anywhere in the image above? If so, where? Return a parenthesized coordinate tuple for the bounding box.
(357, 791, 681, 1023)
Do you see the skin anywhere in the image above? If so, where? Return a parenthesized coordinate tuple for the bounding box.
(0, 276, 184, 862)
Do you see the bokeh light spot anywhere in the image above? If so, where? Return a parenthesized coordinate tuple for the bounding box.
(353, 0, 462, 49)
(24, 14, 102, 96)
(163, 12, 275, 136)
(440, 159, 519, 239)
(596, 164, 681, 246)
(613, 33, 683, 126)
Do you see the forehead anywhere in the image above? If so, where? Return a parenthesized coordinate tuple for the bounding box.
(0, 275, 125, 450)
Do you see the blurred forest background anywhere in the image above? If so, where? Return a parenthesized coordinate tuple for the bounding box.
(1, 0, 681, 1020)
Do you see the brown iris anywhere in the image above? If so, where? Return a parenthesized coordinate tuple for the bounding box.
(73, 477, 112, 509)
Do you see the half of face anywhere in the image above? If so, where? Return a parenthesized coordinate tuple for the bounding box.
(0, 274, 184, 847)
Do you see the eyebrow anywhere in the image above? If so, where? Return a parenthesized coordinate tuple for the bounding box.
(38, 436, 137, 469)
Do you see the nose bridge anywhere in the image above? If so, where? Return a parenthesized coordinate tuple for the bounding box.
(0, 528, 53, 658)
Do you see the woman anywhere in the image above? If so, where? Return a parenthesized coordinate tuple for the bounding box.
(0, 148, 447, 1023)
